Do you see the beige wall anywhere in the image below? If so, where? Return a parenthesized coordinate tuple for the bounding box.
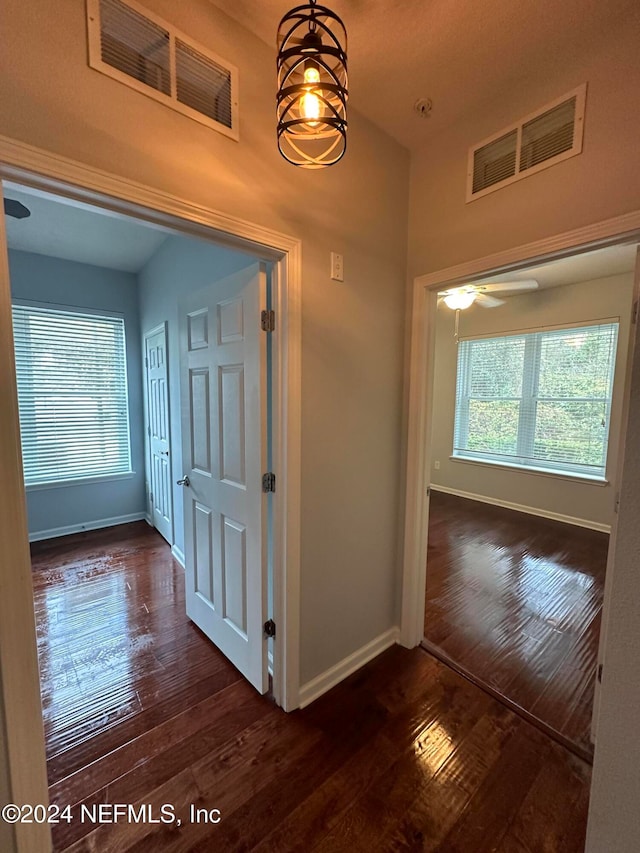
(407, 14, 640, 280)
(430, 273, 635, 527)
(0, 0, 409, 687)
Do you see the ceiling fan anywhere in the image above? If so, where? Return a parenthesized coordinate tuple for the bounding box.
(438, 279, 539, 310)
(3, 198, 31, 219)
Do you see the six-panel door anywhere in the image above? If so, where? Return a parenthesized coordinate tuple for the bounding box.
(179, 263, 268, 694)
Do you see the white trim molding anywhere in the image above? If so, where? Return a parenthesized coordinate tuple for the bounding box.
(401, 208, 640, 650)
(28, 512, 148, 543)
(170, 544, 186, 568)
(0, 135, 296, 260)
(415, 211, 640, 293)
(0, 181, 51, 853)
(298, 628, 400, 709)
(430, 485, 611, 534)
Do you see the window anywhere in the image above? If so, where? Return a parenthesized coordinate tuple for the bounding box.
(12, 304, 132, 487)
(453, 322, 619, 479)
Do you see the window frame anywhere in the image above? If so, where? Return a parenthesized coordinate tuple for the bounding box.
(12, 300, 134, 490)
(452, 318, 620, 481)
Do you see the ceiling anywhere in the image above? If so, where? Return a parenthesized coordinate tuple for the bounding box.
(3, 185, 169, 273)
(210, 0, 638, 150)
(472, 243, 638, 292)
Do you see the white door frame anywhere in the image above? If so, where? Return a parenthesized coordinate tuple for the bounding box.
(0, 135, 301, 853)
(143, 321, 173, 544)
(400, 208, 640, 649)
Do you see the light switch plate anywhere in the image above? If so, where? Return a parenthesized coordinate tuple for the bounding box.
(331, 252, 344, 282)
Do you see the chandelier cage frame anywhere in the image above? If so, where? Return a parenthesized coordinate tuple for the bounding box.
(276, 0, 348, 168)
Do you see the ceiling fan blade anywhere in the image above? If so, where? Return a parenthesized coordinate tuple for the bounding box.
(476, 293, 505, 308)
(475, 279, 538, 294)
(437, 286, 471, 297)
(3, 198, 31, 219)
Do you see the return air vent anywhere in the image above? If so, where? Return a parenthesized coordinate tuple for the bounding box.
(467, 84, 586, 202)
(87, 0, 239, 139)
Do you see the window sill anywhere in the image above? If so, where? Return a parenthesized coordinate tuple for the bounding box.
(25, 472, 136, 492)
(449, 455, 609, 486)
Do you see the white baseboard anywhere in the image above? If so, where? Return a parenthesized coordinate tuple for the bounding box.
(29, 512, 147, 542)
(171, 544, 186, 568)
(144, 514, 153, 527)
(298, 627, 400, 709)
(430, 484, 611, 533)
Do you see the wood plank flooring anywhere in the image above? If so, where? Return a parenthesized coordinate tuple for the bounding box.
(424, 491, 608, 758)
(32, 522, 592, 852)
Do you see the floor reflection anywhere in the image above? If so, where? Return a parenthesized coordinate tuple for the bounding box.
(424, 491, 607, 757)
(31, 523, 188, 775)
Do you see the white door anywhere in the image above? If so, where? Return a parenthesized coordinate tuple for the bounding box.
(178, 263, 268, 694)
(145, 324, 173, 543)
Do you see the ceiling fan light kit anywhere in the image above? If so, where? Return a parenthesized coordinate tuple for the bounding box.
(443, 290, 476, 310)
(439, 279, 539, 310)
(276, 0, 348, 168)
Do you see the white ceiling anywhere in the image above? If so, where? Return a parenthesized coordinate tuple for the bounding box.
(211, 0, 639, 151)
(3, 185, 169, 273)
(473, 243, 638, 292)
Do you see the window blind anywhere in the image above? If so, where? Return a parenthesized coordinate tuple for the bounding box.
(453, 322, 619, 477)
(12, 305, 132, 486)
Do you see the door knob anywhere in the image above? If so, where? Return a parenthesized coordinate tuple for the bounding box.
(177, 475, 190, 487)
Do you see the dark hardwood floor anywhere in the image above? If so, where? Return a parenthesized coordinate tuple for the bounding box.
(424, 490, 608, 759)
(32, 522, 592, 852)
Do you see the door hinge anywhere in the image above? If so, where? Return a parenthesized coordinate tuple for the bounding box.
(633, 301, 639, 324)
(147, 425, 151, 437)
(264, 619, 276, 638)
(149, 492, 154, 503)
(261, 309, 275, 332)
(262, 472, 276, 493)
(614, 491, 620, 514)
(597, 663, 603, 683)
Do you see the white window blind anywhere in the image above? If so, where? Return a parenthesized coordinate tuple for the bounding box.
(453, 322, 619, 478)
(12, 305, 132, 486)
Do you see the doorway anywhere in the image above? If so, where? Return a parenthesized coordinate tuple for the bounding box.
(4, 176, 280, 681)
(144, 322, 173, 544)
(0, 152, 301, 850)
(402, 235, 640, 761)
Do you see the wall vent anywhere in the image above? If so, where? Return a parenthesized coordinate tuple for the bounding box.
(467, 84, 586, 202)
(87, 0, 239, 139)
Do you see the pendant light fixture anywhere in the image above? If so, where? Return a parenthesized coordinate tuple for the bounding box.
(276, 0, 348, 169)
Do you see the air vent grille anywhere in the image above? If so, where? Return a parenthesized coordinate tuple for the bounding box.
(99, 0, 170, 95)
(520, 97, 576, 172)
(175, 40, 232, 129)
(472, 130, 517, 194)
(467, 85, 586, 201)
(87, 0, 239, 140)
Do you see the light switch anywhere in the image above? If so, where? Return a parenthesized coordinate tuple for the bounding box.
(331, 252, 344, 282)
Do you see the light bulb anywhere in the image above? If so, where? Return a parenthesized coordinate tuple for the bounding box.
(301, 92, 321, 122)
(443, 290, 476, 310)
(304, 66, 320, 84)
(301, 65, 322, 124)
